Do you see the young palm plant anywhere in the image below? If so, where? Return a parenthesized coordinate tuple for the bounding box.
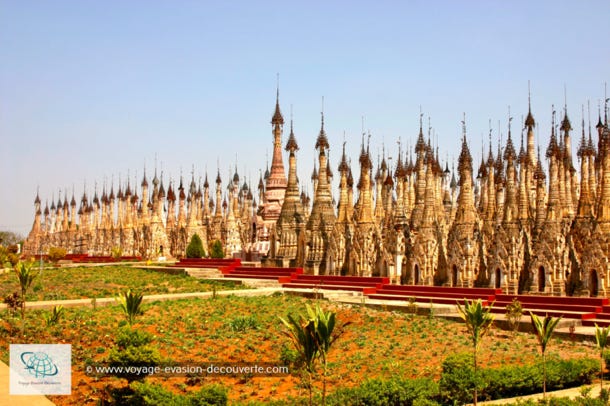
(279, 309, 318, 406)
(456, 298, 495, 406)
(44, 305, 65, 326)
(280, 303, 348, 406)
(116, 289, 145, 326)
(308, 303, 348, 406)
(595, 324, 610, 392)
(530, 312, 561, 399)
(14, 261, 39, 335)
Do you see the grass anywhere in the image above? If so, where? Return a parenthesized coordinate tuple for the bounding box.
(0, 265, 245, 301)
(0, 293, 600, 405)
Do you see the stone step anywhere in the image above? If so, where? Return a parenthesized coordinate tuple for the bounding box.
(185, 268, 223, 279)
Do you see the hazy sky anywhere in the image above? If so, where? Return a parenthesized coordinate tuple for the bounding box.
(1, 1, 609, 238)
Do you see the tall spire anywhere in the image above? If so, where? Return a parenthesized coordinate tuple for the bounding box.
(561, 87, 572, 133)
(458, 113, 472, 174)
(415, 110, 426, 153)
(525, 81, 536, 128)
(271, 74, 284, 125)
(604, 82, 610, 127)
(315, 111, 329, 151)
(504, 107, 516, 161)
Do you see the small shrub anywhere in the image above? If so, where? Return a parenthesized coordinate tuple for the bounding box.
(129, 380, 185, 405)
(6, 253, 19, 267)
(228, 315, 259, 332)
(506, 298, 523, 332)
(107, 345, 161, 368)
(111, 246, 123, 260)
(115, 327, 154, 348)
(47, 247, 67, 263)
(186, 234, 206, 258)
(209, 239, 225, 259)
(3, 292, 22, 316)
(107, 327, 161, 382)
(189, 384, 228, 405)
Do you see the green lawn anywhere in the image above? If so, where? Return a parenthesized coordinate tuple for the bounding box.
(0, 265, 245, 301)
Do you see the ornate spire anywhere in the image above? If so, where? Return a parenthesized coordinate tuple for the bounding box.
(547, 106, 559, 158)
(141, 166, 148, 188)
(215, 168, 222, 185)
(315, 112, 329, 151)
(271, 76, 284, 125)
(415, 110, 426, 153)
(504, 109, 516, 161)
(561, 107, 572, 133)
(525, 81, 536, 128)
(487, 124, 495, 166)
(285, 114, 299, 152)
(457, 113, 472, 174)
(518, 126, 527, 163)
(338, 140, 349, 173)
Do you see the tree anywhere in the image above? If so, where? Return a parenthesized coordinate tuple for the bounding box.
(530, 312, 561, 399)
(0, 231, 24, 246)
(209, 239, 224, 259)
(595, 324, 610, 393)
(185, 234, 206, 258)
(456, 299, 495, 406)
(14, 261, 39, 335)
(116, 289, 145, 326)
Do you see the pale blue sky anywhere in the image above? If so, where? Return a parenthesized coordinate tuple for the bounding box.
(1, 1, 609, 237)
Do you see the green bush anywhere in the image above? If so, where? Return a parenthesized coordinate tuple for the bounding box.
(439, 352, 477, 405)
(107, 327, 161, 382)
(209, 240, 224, 259)
(189, 384, 228, 405)
(129, 380, 188, 405)
(440, 353, 598, 404)
(47, 246, 67, 263)
(327, 377, 440, 406)
(186, 234, 206, 258)
(129, 381, 228, 405)
(115, 327, 154, 348)
(107, 345, 161, 368)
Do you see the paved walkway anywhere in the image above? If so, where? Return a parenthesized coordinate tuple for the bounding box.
(0, 360, 55, 405)
(0, 284, 604, 405)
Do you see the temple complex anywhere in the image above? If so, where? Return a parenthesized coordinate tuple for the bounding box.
(24, 90, 610, 296)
